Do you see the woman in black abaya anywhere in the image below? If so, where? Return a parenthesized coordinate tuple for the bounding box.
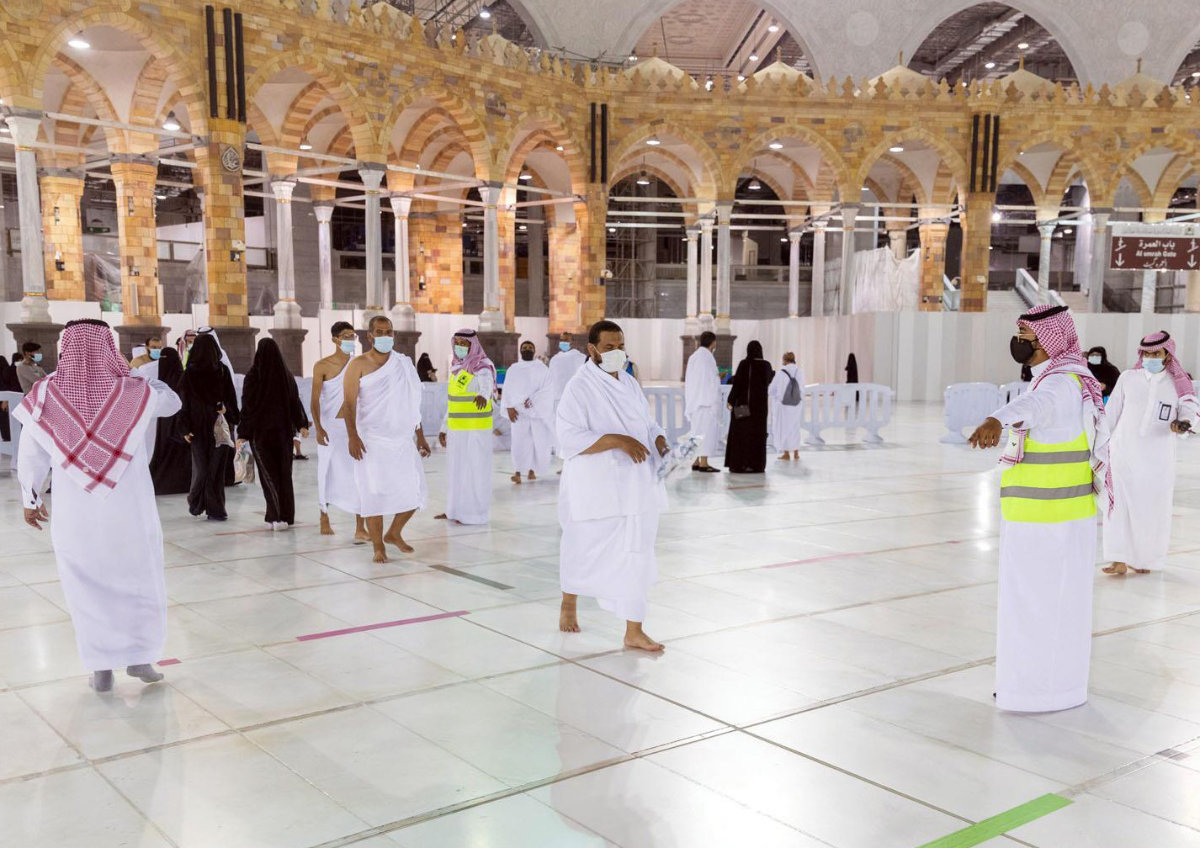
(148, 347, 191, 495)
(724, 340, 774, 473)
(178, 334, 240, 520)
(238, 338, 310, 529)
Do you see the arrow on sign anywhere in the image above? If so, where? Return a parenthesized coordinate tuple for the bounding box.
(1114, 253, 1125, 267)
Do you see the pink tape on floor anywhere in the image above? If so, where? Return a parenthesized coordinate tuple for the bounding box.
(296, 610, 470, 641)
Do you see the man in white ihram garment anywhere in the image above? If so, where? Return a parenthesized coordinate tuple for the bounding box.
(503, 339, 555, 484)
(684, 330, 723, 472)
(557, 320, 670, 652)
(16, 319, 181, 693)
(310, 320, 366, 541)
(768, 351, 805, 461)
(1102, 330, 1198, 576)
(343, 315, 431, 563)
(969, 304, 1112, 712)
(437, 329, 496, 524)
(548, 331, 587, 442)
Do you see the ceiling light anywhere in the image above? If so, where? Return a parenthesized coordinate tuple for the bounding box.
(68, 37, 90, 50)
(737, 74, 746, 82)
(780, 236, 788, 243)
(768, 141, 783, 150)
(608, 227, 616, 233)
(645, 136, 661, 146)
(519, 171, 532, 181)
(0, 126, 9, 135)
(748, 178, 762, 191)
(767, 24, 779, 33)
(518, 223, 527, 231)
(1193, 71, 1200, 79)
(629, 55, 637, 62)
(749, 53, 759, 62)
(705, 77, 714, 91)
(992, 211, 1002, 223)
(1064, 227, 1074, 234)
(299, 139, 313, 151)
(162, 111, 181, 132)
(555, 145, 563, 151)
(861, 187, 869, 192)
(984, 61, 996, 70)
(155, 193, 167, 200)
(636, 170, 651, 186)
(479, 7, 491, 18)
(889, 145, 904, 153)
(1018, 41, 1030, 50)
(989, 245, 995, 250)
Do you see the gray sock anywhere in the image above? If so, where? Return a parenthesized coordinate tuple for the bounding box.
(127, 664, 164, 683)
(90, 670, 114, 692)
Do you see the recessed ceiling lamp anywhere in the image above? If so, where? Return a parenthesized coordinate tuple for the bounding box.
(162, 111, 181, 132)
(645, 136, 661, 146)
(1017, 41, 1030, 50)
(889, 145, 904, 153)
(768, 141, 783, 150)
(479, 6, 491, 18)
(767, 23, 779, 33)
(298, 138, 313, 151)
(984, 61, 996, 70)
(749, 53, 759, 62)
(68, 37, 90, 50)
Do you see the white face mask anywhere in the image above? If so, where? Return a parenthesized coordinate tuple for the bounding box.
(1088, 355, 1102, 365)
(597, 348, 627, 374)
(454, 344, 470, 360)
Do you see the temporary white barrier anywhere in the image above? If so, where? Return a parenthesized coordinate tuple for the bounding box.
(643, 387, 689, 443)
(941, 382, 1005, 444)
(1000, 380, 1031, 404)
(0, 391, 23, 473)
(421, 382, 448, 437)
(802, 383, 894, 445)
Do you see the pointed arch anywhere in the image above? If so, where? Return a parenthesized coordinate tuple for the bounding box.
(734, 124, 851, 202)
(610, 120, 722, 200)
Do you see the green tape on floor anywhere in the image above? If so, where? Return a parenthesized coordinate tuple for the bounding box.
(916, 794, 1072, 848)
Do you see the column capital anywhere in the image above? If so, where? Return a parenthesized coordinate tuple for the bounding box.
(699, 217, 714, 233)
(358, 164, 385, 191)
(480, 185, 502, 206)
(788, 230, 802, 244)
(389, 195, 413, 217)
(313, 203, 334, 224)
(271, 178, 296, 202)
(685, 227, 699, 242)
(840, 203, 860, 230)
(716, 202, 733, 222)
(1037, 221, 1056, 237)
(1089, 207, 1113, 219)
(5, 114, 42, 147)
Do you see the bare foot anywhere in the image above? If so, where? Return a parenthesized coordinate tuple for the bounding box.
(528, 470, 537, 481)
(434, 513, 448, 520)
(319, 513, 334, 536)
(511, 473, 522, 484)
(559, 606, 580, 633)
(383, 531, 414, 553)
(624, 631, 665, 652)
(353, 529, 370, 546)
(372, 545, 390, 564)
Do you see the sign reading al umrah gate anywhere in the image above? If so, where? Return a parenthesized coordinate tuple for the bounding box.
(1109, 222, 1200, 271)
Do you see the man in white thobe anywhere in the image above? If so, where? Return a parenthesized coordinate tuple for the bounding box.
(503, 339, 555, 483)
(768, 351, 805, 460)
(549, 331, 587, 448)
(1103, 331, 1198, 575)
(344, 316, 431, 563)
(311, 321, 366, 540)
(437, 329, 496, 525)
(558, 320, 670, 652)
(970, 305, 1111, 713)
(16, 319, 180, 693)
(684, 331, 723, 472)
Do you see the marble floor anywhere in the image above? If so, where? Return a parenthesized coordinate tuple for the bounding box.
(4, 403, 1200, 848)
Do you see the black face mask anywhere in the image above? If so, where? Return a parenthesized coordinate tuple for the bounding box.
(520, 349, 534, 361)
(1010, 336, 1036, 365)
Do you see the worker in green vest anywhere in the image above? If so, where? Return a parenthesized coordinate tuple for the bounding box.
(436, 329, 496, 525)
(969, 304, 1112, 713)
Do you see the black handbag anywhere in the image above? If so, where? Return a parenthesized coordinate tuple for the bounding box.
(732, 404, 751, 420)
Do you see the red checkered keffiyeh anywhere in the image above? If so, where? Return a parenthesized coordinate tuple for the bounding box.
(1135, 330, 1196, 405)
(18, 321, 151, 494)
(1011, 305, 1113, 513)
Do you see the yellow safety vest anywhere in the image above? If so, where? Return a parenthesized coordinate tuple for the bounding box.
(447, 370, 493, 431)
(1000, 427, 1096, 524)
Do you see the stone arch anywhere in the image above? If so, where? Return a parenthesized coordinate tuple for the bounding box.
(853, 127, 970, 203)
(48, 55, 122, 153)
(761, 151, 816, 201)
(382, 84, 492, 182)
(609, 120, 722, 200)
(1004, 161, 1048, 209)
(498, 109, 588, 197)
(733, 124, 852, 203)
(1150, 154, 1199, 211)
(931, 160, 960, 206)
(1116, 170, 1154, 211)
(28, 7, 207, 136)
(246, 102, 281, 149)
(0, 39, 22, 107)
(998, 133, 1104, 206)
(609, 163, 689, 207)
(875, 154, 931, 207)
(245, 52, 378, 161)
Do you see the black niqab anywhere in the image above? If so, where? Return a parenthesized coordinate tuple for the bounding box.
(239, 338, 308, 440)
(156, 346, 183, 391)
(180, 334, 227, 405)
(1086, 346, 1121, 397)
(417, 353, 437, 382)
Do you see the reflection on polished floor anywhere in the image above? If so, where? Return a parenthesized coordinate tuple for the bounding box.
(4, 403, 1200, 848)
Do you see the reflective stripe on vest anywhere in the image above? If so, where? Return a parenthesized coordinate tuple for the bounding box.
(1000, 429, 1096, 523)
(447, 369, 493, 431)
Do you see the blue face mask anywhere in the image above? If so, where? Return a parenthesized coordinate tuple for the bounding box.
(373, 336, 395, 354)
(339, 340, 356, 356)
(32, 353, 42, 364)
(1144, 357, 1165, 374)
(149, 348, 162, 360)
(559, 342, 571, 352)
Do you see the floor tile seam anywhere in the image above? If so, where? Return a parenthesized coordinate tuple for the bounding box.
(0, 615, 72, 634)
(1092, 793, 1200, 835)
(89, 765, 185, 848)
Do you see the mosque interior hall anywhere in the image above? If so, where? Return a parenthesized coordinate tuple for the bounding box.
(5, 1, 1200, 846)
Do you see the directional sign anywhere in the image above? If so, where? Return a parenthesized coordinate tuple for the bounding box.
(1110, 235, 1200, 271)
